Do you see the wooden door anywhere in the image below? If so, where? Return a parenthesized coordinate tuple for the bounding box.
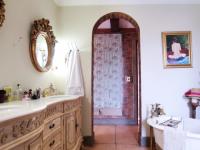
(64, 112, 76, 150)
(122, 32, 138, 122)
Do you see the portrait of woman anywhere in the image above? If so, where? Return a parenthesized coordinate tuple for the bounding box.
(162, 31, 192, 68)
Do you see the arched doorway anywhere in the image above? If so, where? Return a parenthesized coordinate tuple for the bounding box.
(91, 12, 141, 144)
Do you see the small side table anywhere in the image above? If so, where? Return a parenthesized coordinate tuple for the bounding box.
(186, 96, 200, 118)
(147, 118, 156, 150)
(149, 126, 155, 150)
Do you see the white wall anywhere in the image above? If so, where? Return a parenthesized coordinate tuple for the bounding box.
(57, 5, 200, 137)
(0, 0, 61, 91)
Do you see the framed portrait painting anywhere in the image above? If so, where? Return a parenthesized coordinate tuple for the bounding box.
(162, 31, 192, 68)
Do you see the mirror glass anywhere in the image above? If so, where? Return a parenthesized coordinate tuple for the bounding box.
(35, 34, 48, 68)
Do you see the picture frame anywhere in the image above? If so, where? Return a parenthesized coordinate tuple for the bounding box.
(162, 31, 192, 68)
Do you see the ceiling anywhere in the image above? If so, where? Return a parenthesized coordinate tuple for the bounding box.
(54, 0, 200, 6)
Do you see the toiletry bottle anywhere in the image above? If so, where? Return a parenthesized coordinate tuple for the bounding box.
(22, 91, 30, 101)
(49, 83, 56, 95)
(31, 90, 38, 100)
(0, 90, 6, 103)
(3, 86, 12, 102)
(36, 88, 41, 99)
(14, 84, 23, 100)
(28, 89, 32, 98)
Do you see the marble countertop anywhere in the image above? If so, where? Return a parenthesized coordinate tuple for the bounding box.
(0, 95, 82, 122)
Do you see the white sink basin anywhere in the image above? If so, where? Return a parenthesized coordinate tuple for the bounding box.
(0, 105, 22, 112)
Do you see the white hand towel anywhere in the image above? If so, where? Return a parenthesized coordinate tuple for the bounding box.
(65, 50, 84, 96)
(164, 127, 186, 150)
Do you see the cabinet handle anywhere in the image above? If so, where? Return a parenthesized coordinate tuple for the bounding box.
(49, 123, 55, 129)
(75, 123, 79, 128)
(49, 140, 55, 147)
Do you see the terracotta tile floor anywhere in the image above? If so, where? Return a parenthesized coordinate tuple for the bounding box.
(85, 125, 149, 150)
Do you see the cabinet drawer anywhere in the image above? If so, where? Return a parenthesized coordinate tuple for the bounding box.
(43, 131, 62, 150)
(43, 117, 61, 139)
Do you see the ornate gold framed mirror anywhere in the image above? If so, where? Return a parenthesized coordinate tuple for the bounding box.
(0, 0, 5, 27)
(30, 18, 56, 72)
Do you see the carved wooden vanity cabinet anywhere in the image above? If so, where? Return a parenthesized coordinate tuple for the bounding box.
(0, 97, 82, 150)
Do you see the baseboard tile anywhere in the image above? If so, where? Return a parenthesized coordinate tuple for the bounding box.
(83, 135, 95, 147)
(140, 136, 150, 147)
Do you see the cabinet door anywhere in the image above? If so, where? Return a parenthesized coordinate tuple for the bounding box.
(75, 108, 82, 139)
(25, 133, 42, 150)
(64, 112, 76, 150)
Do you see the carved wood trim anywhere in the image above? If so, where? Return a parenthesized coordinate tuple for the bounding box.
(0, 126, 43, 150)
(30, 18, 56, 47)
(64, 98, 81, 113)
(0, 0, 5, 27)
(95, 28, 137, 34)
(93, 12, 140, 33)
(0, 111, 44, 147)
(30, 18, 56, 72)
(45, 103, 63, 119)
